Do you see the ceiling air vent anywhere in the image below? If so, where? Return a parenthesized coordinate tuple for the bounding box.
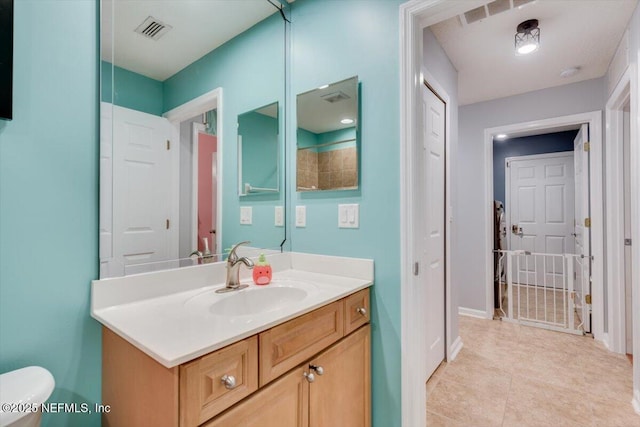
(321, 91, 350, 103)
(463, 6, 488, 25)
(460, 0, 536, 26)
(135, 16, 172, 41)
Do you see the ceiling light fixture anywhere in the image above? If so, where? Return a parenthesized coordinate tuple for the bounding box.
(495, 134, 508, 141)
(341, 118, 354, 125)
(560, 67, 581, 78)
(515, 19, 540, 55)
(318, 84, 329, 90)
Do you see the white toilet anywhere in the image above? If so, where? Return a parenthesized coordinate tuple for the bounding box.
(0, 367, 55, 427)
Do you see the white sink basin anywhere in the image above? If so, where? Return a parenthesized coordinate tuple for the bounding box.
(210, 286, 308, 316)
(184, 280, 319, 317)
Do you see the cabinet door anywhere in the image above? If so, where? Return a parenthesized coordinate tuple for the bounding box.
(203, 366, 309, 427)
(344, 288, 370, 335)
(180, 336, 258, 426)
(309, 325, 370, 427)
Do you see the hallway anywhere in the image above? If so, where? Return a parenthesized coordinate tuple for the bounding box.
(427, 316, 637, 426)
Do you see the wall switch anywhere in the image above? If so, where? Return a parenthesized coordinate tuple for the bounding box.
(295, 206, 306, 227)
(240, 206, 252, 225)
(338, 204, 359, 228)
(275, 206, 284, 227)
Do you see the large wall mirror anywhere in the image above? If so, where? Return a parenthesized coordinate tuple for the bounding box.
(100, 0, 289, 278)
(296, 76, 359, 192)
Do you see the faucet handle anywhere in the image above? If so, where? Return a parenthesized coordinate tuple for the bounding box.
(228, 241, 251, 262)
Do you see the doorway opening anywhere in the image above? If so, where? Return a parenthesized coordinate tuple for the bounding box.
(485, 112, 603, 337)
(165, 88, 223, 264)
(494, 129, 590, 334)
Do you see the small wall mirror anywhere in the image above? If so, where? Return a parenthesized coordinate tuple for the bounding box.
(296, 76, 359, 192)
(238, 102, 280, 196)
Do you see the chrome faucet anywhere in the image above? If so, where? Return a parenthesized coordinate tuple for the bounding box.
(216, 241, 254, 293)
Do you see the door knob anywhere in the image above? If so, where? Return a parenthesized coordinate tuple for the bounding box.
(309, 364, 324, 375)
(220, 374, 237, 390)
(303, 372, 315, 383)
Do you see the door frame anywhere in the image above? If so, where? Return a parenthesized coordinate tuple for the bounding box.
(605, 66, 634, 355)
(400, 2, 493, 426)
(504, 151, 575, 253)
(484, 112, 603, 339)
(164, 88, 223, 256)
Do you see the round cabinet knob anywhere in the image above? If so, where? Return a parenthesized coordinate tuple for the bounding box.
(221, 374, 237, 390)
(309, 364, 324, 375)
(357, 307, 367, 316)
(303, 372, 315, 383)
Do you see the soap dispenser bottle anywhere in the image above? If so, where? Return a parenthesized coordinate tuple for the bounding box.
(252, 253, 272, 285)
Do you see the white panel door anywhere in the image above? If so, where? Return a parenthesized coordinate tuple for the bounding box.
(112, 105, 174, 275)
(573, 124, 591, 332)
(507, 153, 575, 287)
(420, 84, 446, 380)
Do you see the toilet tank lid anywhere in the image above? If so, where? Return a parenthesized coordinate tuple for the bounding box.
(0, 366, 55, 425)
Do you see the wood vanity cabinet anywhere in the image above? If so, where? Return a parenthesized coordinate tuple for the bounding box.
(101, 288, 370, 427)
(204, 324, 370, 427)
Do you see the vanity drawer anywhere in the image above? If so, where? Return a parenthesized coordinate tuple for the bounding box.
(179, 336, 258, 427)
(259, 300, 344, 386)
(344, 288, 370, 335)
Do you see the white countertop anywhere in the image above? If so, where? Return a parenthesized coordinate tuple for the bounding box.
(91, 252, 373, 368)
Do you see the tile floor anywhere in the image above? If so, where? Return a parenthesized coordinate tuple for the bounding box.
(426, 316, 638, 426)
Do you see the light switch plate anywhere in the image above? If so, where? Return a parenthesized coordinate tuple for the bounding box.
(338, 204, 359, 228)
(296, 206, 306, 227)
(240, 206, 252, 225)
(275, 206, 284, 227)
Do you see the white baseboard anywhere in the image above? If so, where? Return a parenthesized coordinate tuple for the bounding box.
(601, 332, 610, 350)
(458, 306, 491, 319)
(449, 336, 463, 361)
(633, 390, 640, 415)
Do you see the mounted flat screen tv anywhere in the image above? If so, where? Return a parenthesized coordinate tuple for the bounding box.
(0, 0, 13, 120)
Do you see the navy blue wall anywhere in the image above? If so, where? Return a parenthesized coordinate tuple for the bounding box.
(493, 130, 577, 205)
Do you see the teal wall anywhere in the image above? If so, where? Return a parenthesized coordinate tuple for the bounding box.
(289, 0, 402, 426)
(0, 1, 101, 427)
(101, 62, 163, 116)
(297, 127, 356, 152)
(316, 127, 356, 152)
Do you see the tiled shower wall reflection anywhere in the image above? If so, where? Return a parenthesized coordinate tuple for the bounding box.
(297, 146, 357, 190)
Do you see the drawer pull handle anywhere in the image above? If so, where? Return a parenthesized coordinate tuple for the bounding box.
(356, 307, 367, 316)
(303, 372, 315, 383)
(309, 364, 324, 375)
(221, 375, 237, 390)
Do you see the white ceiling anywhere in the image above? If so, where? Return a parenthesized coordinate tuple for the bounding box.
(102, 0, 285, 81)
(430, 0, 638, 106)
(297, 77, 358, 134)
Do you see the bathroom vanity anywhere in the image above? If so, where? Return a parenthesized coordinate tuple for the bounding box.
(92, 253, 373, 427)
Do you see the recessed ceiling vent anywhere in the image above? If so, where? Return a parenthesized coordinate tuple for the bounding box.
(135, 16, 172, 41)
(321, 91, 350, 103)
(460, 0, 536, 26)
